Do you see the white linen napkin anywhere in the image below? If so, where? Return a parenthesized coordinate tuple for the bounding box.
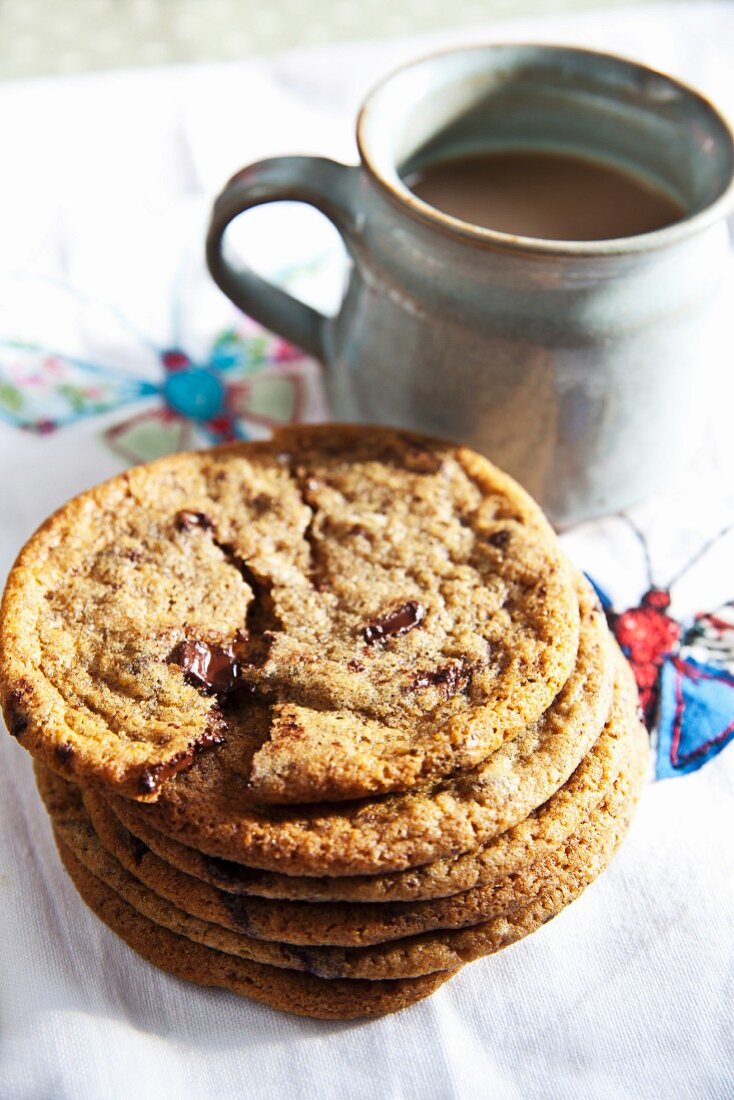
(1, 5, 733, 1098)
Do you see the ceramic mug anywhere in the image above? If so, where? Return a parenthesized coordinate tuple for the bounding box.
(206, 45, 734, 525)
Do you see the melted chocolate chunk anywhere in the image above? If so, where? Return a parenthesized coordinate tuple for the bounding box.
(136, 769, 158, 795)
(175, 510, 214, 532)
(409, 663, 466, 697)
(363, 600, 426, 645)
(488, 529, 511, 550)
(134, 723, 227, 796)
(176, 640, 241, 695)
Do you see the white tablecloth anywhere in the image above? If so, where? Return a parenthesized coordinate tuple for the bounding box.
(1, 5, 733, 1098)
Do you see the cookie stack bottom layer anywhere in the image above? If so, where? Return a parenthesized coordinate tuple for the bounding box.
(34, 666, 647, 1015)
(58, 845, 453, 1020)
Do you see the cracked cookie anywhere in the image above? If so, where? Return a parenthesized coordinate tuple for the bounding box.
(0, 425, 579, 803)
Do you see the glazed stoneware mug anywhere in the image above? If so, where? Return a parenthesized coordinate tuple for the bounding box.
(206, 45, 734, 525)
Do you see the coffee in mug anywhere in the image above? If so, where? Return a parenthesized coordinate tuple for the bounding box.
(404, 149, 685, 241)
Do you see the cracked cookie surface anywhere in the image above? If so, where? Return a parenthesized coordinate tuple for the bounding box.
(1, 425, 579, 803)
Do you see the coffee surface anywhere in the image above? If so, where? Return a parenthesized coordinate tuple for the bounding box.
(406, 149, 684, 240)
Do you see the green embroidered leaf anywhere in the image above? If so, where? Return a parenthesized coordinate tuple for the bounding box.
(0, 382, 23, 413)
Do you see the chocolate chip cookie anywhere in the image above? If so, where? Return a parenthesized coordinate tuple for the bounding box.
(1, 426, 579, 804)
(3, 423, 648, 1021)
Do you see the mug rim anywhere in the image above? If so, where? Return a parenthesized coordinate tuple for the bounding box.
(355, 42, 734, 257)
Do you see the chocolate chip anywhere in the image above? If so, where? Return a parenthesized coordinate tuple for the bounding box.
(137, 769, 157, 795)
(409, 663, 466, 697)
(116, 822, 148, 865)
(400, 438, 444, 474)
(175, 510, 214, 532)
(202, 854, 265, 889)
(200, 715, 229, 747)
(128, 834, 149, 864)
(287, 946, 334, 979)
(132, 722, 227, 796)
(5, 691, 29, 740)
(347, 659, 365, 673)
(54, 741, 75, 764)
(224, 894, 252, 932)
(251, 493, 273, 515)
(363, 601, 425, 645)
(488, 529, 511, 550)
(176, 640, 241, 695)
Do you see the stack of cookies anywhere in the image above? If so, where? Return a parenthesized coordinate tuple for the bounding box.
(0, 426, 647, 1020)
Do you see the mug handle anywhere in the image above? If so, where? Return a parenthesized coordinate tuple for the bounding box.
(206, 156, 360, 362)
